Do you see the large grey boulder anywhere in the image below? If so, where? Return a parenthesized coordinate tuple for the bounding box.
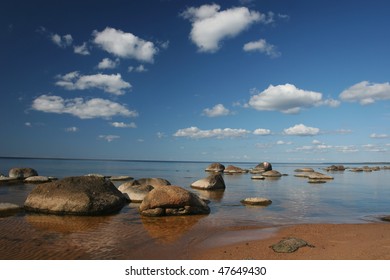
(190, 174, 225, 190)
(139, 186, 210, 217)
(24, 176, 128, 215)
(118, 182, 154, 202)
(9, 167, 38, 179)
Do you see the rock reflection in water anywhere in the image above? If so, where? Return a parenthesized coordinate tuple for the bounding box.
(26, 214, 114, 233)
(141, 215, 205, 244)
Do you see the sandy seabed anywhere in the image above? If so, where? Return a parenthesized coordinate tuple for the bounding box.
(193, 223, 390, 260)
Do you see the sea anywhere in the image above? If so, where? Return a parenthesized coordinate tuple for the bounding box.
(1, 157, 390, 259)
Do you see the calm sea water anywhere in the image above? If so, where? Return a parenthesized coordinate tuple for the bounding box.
(1, 158, 390, 259)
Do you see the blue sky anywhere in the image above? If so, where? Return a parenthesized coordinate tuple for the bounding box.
(1, 0, 390, 163)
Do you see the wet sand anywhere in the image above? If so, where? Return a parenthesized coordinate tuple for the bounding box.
(193, 223, 390, 260)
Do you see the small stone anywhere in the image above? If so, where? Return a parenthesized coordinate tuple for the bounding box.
(241, 197, 272, 206)
(271, 237, 314, 253)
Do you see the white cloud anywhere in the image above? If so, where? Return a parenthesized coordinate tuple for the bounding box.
(243, 38, 280, 57)
(283, 124, 320, 136)
(370, 133, 389, 139)
(202, 104, 230, 117)
(173, 126, 250, 139)
(73, 42, 90, 55)
(110, 122, 136, 128)
(248, 83, 338, 114)
(339, 81, 390, 105)
(253, 128, 271, 135)
(128, 65, 148, 73)
(97, 58, 119, 69)
(65, 126, 79, 132)
(51, 33, 73, 48)
(32, 94, 138, 119)
(25, 122, 32, 127)
(99, 135, 120, 142)
(93, 27, 158, 62)
(180, 4, 268, 52)
(276, 140, 292, 145)
(156, 132, 165, 139)
(55, 71, 131, 95)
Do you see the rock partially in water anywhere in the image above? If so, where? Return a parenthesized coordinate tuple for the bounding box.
(241, 197, 272, 206)
(191, 174, 225, 190)
(324, 165, 345, 171)
(118, 182, 154, 202)
(271, 237, 314, 253)
(308, 179, 327, 184)
(0, 203, 23, 217)
(262, 170, 282, 177)
(224, 165, 248, 174)
(139, 185, 210, 217)
(307, 172, 334, 180)
(9, 167, 38, 179)
(205, 163, 225, 173)
(24, 176, 128, 215)
(110, 176, 134, 181)
(294, 168, 315, 172)
(24, 176, 51, 184)
(380, 216, 390, 222)
(251, 175, 265, 180)
(134, 178, 171, 188)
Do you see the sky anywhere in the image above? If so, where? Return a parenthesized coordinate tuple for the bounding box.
(1, 0, 390, 163)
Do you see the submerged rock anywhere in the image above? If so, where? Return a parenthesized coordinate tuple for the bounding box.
(191, 174, 225, 190)
(139, 185, 210, 217)
(24, 176, 128, 215)
(9, 167, 38, 179)
(271, 237, 314, 253)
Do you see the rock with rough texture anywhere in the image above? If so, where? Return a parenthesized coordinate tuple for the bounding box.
(9, 167, 38, 179)
(294, 168, 315, 172)
(241, 197, 272, 206)
(325, 165, 345, 171)
(0, 176, 20, 183)
(24, 176, 128, 215)
(133, 178, 171, 188)
(139, 185, 210, 217)
(191, 174, 225, 190)
(262, 170, 282, 177)
(118, 182, 154, 202)
(0, 203, 23, 217)
(224, 165, 248, 174)
(205, 163, 225, 172)
(307, 172, 334, 180)
(24, 176, 51, 184)
(255, 162, 273, 171)
(85, 173, 106, 178)
(271, 237, 314, 253)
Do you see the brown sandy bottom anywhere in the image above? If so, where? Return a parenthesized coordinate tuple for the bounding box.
(194, 223, 390, 260)
(1, 210, 390, 260)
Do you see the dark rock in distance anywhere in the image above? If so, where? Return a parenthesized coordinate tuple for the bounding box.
(9, 167, 38, 179)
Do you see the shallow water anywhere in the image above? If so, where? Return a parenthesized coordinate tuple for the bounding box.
(1, 158, 390, 259)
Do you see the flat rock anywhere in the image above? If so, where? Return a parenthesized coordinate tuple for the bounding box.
(191, 174, 225, 190)
(139, 185, 210, 217)
(307, 172, 334, 180)
(251, 175, 265, 180)
(241, 197, 272, 206)
(224, 165, 248, 174)
(24, 176, 51, 184)
(308, 179, 327, 184)
(294, 168, 315, 172)
(24, 176, 128, 215)
(110, 176, 134, 181)
(0, 203, 23, 217)
(271, 237, 314, 253)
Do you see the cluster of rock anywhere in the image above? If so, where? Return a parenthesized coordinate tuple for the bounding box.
(349, 166, 381, 172)
(324, 165, 346, 171)
(294, 168, 334, 184)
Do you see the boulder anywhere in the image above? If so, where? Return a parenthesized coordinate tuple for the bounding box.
(118, 182, 154, 202)
(133, 178, 171, 188)
(190, 174, 225, 190)
(224, 165, 248, 174)
(205, 163, 225, 172)
(9, 167, 38, 179)
(139, 185, 210, 217)
(254, 162, 273, 172)
(271, 237, 314, 253)
(24, 176, 51, 184)
(324, 165, 345, 171)
(307, 172, 334, 180)
(240, 197, 272, 206)
(262, 170, 282, 177)
(24, 176, 128, 215)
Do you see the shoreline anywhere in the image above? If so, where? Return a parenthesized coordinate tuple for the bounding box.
(192, 222, 390, 260)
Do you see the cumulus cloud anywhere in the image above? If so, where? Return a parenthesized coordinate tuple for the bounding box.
(55, 71, 131, 95)
(248, 83, 339, 114)
(173, 126, 250, 139)
(283, 124, 320, 136)
(253, 128, 271, 135)
(93, 27, 158, 62)
(99, 135, 120, 142)
(202, 104, 230, 117)
(339, 81, 390, 105)
(180, 4, 269, 52)
(243, 38, 280, 57)
(97, 58, 120, 69)
(73, 42, 90, 55)
(51, 33, 73, 48)
(128, 65, 148, 73)
(110, 122, 137, 128)
(65, 126, 79, 132)
(32, 94, 138, 119)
